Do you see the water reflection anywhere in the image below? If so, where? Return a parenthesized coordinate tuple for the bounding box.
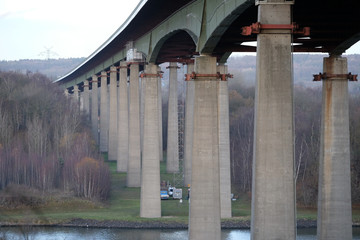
(1, 227, 360, 240)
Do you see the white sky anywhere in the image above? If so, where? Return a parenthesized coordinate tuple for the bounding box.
(0, 0, 141, 60)
(0, 0, 359, 61)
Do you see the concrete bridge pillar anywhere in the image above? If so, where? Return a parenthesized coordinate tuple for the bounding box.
(189, 55, 221, 240)
(251, 2, 295, 240)
(127, 62, 141, 187)
(91, 75, 99, 144)
(167, 62, 179, 173)
(83, 80, 90, 119)
(73, 85, 79, 106)
(140, 63, 161, 218)
(317, 56, 352, 240)
(217, 64, 232, 219)
(117, 62, 129, 172)
(184, 62, 194, 187)
(100, 72, 109, 153)
(158, 66, 163, 162)
(108, 66, 118, 161)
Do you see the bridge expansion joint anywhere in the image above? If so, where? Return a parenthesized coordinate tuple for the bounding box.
(185, 72, 233, 81)
(313, 72, 358, 81)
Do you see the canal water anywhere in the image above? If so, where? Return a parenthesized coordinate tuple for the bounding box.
(1, 227, 360, 240)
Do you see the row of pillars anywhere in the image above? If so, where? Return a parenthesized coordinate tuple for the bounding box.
(70, 58, 232, 222)
(69, 3, 352, 240)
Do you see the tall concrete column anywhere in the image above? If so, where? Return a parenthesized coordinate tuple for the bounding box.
(91, 75, 99, 144)
(108, 66, 118, 161)
(83, 80, 90, 119)
(117, 62, 129, 172)
(140, 63, 161, 218)
(140, 72, 145, 156)
(73, 85, 79, 106)
(189, 56, 220, 240)
(217, 64, 232, 219)
(184, 62, 194, 187)
(166, 62, 179, 173)
(127, 63, 141, 187)
(100, 72, 109, 153)
(251, 2, 295, 240)
(317, 56, 352, 240)
(158, 66, 163, 162)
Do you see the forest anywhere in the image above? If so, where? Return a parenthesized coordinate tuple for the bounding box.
(227, 75, 360, 207)
(0, 71, 110, 202)
(1, 53, 360, 208)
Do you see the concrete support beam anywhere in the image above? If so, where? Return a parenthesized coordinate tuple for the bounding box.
(83, 80, 90, 120)
(158, 66, 163, 162)
(217, 64, 232, 219)
(127, 63, 141, 187)
(184, 63, 194, 187)
(166, 62, 179, 173)
(251, 3, 295, 239)
(91, 75, 99, 144)
(189, 56, 221, 240)
(117, 62, 129, 172)
(317, 56, 352, 240)
(140, 63, 161, 218)
(108, 66, 118, 161)
(100, 72, 109, 153)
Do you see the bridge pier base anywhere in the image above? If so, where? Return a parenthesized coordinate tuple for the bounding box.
(127, 63, 141, 187)
(251, 2, 296, 240)
(140, 63, 161, 218)
(167, 62, 179, 173)
(117, 62, 129, 172)
(189, 55, 221, 240)
(317, 56, 352, 240)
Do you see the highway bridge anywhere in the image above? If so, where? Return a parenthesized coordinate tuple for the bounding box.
(56, 0, 358, 239)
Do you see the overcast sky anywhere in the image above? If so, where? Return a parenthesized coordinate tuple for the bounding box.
(0, 0, 141, 60)
(1, 0, 359, 61)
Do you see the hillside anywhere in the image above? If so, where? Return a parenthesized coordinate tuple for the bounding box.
(1, 54, 360, 86)
(228, 53, 360, 88)
(0, 58, 85, 81)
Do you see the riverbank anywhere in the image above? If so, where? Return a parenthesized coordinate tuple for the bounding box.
(1, 161, 359, 230)
(0, 218, 319, 229)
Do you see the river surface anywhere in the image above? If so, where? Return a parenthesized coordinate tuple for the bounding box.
(1, 227, 360, 240)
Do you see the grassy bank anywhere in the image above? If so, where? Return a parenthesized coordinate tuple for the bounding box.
(1, 159, 359, 226)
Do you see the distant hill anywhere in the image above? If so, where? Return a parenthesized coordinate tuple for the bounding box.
(228, 53, 360, 88)
(0, 58, 85, 81)
(1, 54, 359, 86)
(227, 54, 360, 87)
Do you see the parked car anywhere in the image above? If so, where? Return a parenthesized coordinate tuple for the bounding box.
(160, 190, 169, 200)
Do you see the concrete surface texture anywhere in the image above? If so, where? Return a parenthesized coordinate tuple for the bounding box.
(117, 62, 129, 172)
(127, 63, 141, 187)
(317, 56, 352, 240)
(166, 62, 179, 173)
(100, 71, 109, 153)
(189, 55, 221, 240)
(108, 66, 118, 161)
(140, 63, 161, 218)
(251, 3, 296, 240)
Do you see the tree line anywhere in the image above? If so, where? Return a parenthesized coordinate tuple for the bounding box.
(0, 71, 110, 201)
(228, 80, 360, 206)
